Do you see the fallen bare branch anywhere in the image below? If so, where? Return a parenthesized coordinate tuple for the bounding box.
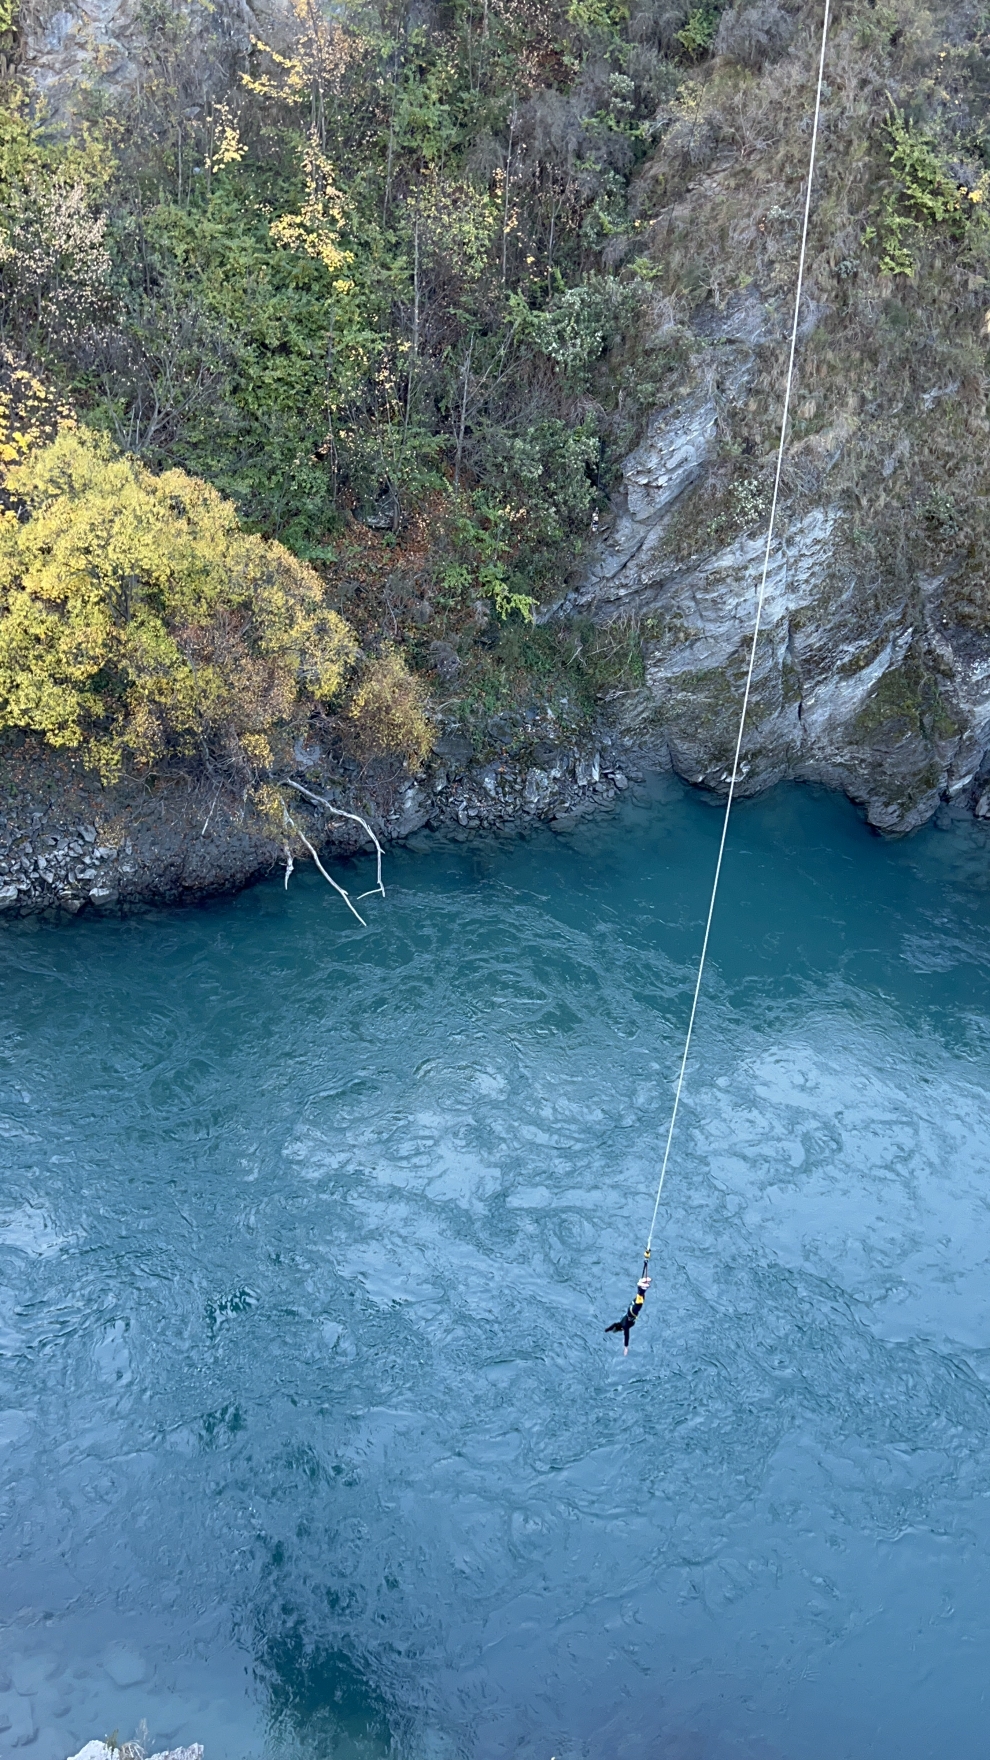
(201, 784, 222, 837)
(277, 778, 385, 899)
(280, 803, 368, 925)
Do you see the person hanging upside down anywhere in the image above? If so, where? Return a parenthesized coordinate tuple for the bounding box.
(605, 1272, 651, 1354)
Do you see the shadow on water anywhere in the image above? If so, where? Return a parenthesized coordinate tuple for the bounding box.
(256, 1627, 394, 1760)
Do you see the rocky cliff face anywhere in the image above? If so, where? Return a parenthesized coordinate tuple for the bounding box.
(17, 0, 295, 113)
(558, 290, 990, 834)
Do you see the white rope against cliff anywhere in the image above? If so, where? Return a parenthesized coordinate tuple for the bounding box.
(644, 0, 832, 1256)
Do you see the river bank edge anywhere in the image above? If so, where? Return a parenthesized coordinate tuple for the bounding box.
(0, 716, 669, 921)
(5, 707, 990, 923)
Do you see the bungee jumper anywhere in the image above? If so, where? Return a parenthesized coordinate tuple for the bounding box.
(605, 1251, 651, 1354)
(602, 0, 832, 1359)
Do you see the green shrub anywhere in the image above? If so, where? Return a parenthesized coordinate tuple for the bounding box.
(676, 6, 721, 57)
(871, 108, 988, 276)
(514, 278, 642, 384)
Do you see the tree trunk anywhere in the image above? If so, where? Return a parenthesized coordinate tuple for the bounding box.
(454, 336, 474, 487)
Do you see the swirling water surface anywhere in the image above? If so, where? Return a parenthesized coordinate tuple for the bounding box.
(1, 777, 990, 1760)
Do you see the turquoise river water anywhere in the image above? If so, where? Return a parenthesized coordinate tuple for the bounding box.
(2, 777, 990, 1760)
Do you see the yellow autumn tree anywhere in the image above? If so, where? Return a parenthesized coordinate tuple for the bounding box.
(346, 644, 434, 768)
(0, 426, 358, 778)
(0, 350, 76, 500)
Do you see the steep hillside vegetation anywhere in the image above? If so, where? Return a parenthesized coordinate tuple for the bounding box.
(2, 0, 990, 897)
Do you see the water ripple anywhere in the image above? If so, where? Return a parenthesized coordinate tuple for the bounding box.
(1, 782, 989, 1758)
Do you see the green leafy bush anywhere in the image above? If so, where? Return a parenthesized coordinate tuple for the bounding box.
(871, 108, 988, 276)
(485, 419, 602, 582)
(514, 278, 642, 383)
(676, 6, 721, 58)
(0, 91, 113, 354)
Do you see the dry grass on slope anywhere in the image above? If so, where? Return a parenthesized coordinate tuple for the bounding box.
(629, 0, 990, 624)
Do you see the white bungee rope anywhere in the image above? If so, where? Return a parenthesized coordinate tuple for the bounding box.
(640, 0, 834, 1273)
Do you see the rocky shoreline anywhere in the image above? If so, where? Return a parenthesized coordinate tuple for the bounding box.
(6, 695, 990, 923)
(0, 719, 661, 921)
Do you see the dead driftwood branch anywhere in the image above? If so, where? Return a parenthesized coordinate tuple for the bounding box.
(278, 779, 385, 898)
(276, 779, 386, 921)
(280, 804, 368, 924)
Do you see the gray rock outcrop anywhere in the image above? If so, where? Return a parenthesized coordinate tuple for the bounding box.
(556, 296, 990, 833)
(18, 0, 296, 115)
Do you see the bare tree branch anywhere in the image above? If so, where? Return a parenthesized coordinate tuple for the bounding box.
(280, 803, 368, 925)
(277, 778, 385, 899)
